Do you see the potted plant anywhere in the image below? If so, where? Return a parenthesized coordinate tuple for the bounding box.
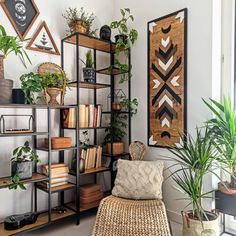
(81, 50, 95, 83)
(20, 72, 44, 104)
(203, 97, 236, 193)
(110, 8, 138, 84)
(167, 128, 221, 235)
(0, 25, 31, 104)
(10, 141, 39, 190)
(42, 72, 68, 105)
(63, 7, 97, 36)
(104, 114, 127, 155)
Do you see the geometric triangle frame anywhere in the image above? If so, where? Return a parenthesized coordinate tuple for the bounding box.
(26, 21, 60, 56)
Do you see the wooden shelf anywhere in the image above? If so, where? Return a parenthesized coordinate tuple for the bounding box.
(0, 173, 48, 189)
(0, 132, 48, 138)
(38, 183, 76, 193)
(69, 167, 110, 176)
(0, 104, 78, 109)
(0, 207, 75, 236)
(102, 111, 130, 114)
(63, 126, 109, 130)
(64, 33, 115, 53)
(68, 81, 110, 89)
(97, 67, 128, 75)
(37, 146, 77, 152)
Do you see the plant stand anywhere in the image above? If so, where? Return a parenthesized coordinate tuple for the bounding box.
(215, 190, 236, 236)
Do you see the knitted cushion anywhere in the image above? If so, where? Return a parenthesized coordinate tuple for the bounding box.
(112, 159, 164, 200)
(92, 196, 171, 236)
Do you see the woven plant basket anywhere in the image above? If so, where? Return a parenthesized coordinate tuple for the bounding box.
(182, 211, 220, 236)
(73, 20, 89, 34)
(92, 195, 171, 236)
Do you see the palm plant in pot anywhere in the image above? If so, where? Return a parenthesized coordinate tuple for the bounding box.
(167, 128, 221, 236)
(81, 50, 95, 83)
(10, 141, 39, 190)
(0, 25, 31, 104)
(203, 97, 236, 193)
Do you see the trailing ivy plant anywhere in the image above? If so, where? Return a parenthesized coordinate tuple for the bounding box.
(9, 173, 26, 190)
(110, 8, 138, 84)
(0, 25, 31, 67)
(121, 98, 138, 115)
(41, 72, 68, 89)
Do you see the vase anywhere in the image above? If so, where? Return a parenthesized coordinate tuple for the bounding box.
(46, 88, 61, 105)
(0, 55, 13, 104)
(73, 20, 89, 34)
(106, 142, 124, 155)
(182, 211, 219, 236)
(83, 68, 96, 83)
(11, 161, 33, 180)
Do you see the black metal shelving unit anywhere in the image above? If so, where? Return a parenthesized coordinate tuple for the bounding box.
(0, 32, 132, 235)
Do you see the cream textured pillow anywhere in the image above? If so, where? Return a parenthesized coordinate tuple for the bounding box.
(112, 159, 164, 200)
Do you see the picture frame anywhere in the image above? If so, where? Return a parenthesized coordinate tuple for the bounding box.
(0, 0, 40, 40)
(147, 9, 188, 148)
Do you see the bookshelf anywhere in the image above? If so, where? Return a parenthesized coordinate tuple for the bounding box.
(0, 32, 131, 235)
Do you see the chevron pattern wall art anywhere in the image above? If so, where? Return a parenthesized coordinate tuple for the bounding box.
(148, 9, 187, 148)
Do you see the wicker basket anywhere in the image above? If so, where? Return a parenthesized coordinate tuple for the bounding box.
(92, 196, 171, 236)
(73, 20, 89, 34)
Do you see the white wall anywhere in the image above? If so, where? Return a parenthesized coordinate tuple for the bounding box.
(0, 0, 114, 221)
(114, 0, 219, 223)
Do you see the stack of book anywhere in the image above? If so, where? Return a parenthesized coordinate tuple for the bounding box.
(62, 105, 102, 129)
(81, 146, 102, 170)
(80, 184, 103, 210)
(40, 163, 69, 189)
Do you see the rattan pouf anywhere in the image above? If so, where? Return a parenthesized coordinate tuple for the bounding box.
(92, 195, 171, 236)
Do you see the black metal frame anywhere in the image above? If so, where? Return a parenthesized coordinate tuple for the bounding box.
(147, 8, 188, 148)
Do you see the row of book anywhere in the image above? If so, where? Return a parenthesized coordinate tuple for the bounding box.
(63, 105, 102, 129)
(40, 163, 69, 189)
(82, 146, 103, 170)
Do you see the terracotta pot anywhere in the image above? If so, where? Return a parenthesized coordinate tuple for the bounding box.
(106, 142, 124, 155)
(73, 20, 89, 34)
(182, 211, 219, 236)
(218, 181, 236, 195)
(46, 88, 62, 105)
(112, 102, 122, 111)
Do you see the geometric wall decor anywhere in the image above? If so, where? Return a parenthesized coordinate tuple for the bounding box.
(26, 21, 60, 55)
(0, 0, 39, 40)
(147, 9, 187, 148)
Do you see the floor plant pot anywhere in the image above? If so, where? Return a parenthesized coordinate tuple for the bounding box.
(106, 142, 124, 155)
(83, 68, 96, 83)
(182, 211, 220, 236)
(115, 34, 128, 44)
(73, 20, 89, 34)
(11, 161, 33, 180)
(46, 88, 61, 105)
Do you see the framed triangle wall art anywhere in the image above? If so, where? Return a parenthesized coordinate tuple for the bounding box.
(0, 0, 40, 40)
(26, 21, 60, 55)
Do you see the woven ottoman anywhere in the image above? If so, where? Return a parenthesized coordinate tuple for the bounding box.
(92, 195, 171, 236)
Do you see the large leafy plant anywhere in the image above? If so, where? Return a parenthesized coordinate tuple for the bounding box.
(0, 25, 31, 68)
(167, 128, 220, 223)
(20, 72, 44, 104)
(203, 97, 236, 188)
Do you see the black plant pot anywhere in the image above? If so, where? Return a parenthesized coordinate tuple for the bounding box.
(12, 89, 27, 104)
(83, 68, 96, 83)
(115, 34, 128, 44)
(11, 161, 33, 180)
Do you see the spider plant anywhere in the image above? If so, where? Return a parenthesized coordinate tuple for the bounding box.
(0, 25, 31, 67)
(167, 128, 220, 223)
(203, 97, 236, 188)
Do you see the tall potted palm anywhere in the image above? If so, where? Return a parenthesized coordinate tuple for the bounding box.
(0, 25, 31, 104)
(203, 97, 236, 192)
(167, 128, 220, 236)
